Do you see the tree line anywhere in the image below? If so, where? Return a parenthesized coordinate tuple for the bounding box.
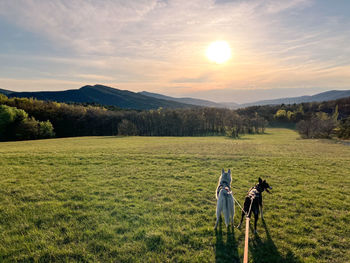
(0, 94, 267, 141)
(2, 92, 349, 141)
(237, 97, 350, 139)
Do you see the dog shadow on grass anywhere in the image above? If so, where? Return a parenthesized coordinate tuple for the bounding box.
(214, 219, 240, 263)
(249, 220, 301, 263)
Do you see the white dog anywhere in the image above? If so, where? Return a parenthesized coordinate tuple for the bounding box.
(214, 169, 235, 229)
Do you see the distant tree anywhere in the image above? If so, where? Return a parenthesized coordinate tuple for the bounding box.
(39, 120, 55, 138)
(293, 105, 305, 122)
(0, 105, 54, 141)
(118, 119, 138, 136)
(332, 105, 339, 121)
(0, 94, 7, 103)
(296, 120, 312, 139)
(225, 127, 239, 138)
(274, 109, 288, 122)
(296, 113, 337, 139)
(337, 117, 350, 139)
(286, 110, 295, 121)
(15, 117, 40, 140)
(0, 105, 28, 140)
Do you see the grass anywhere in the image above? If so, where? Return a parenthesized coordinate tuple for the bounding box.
(0, 128, 349, 262)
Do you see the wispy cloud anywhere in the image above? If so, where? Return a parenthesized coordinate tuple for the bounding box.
(264, 0, 313, 13)
(0, 0, 349, 102)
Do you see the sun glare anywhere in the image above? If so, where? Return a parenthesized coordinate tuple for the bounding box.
(206, 41, 232, 64)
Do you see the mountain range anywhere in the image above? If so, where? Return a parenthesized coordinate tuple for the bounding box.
(0, 88, 13, 96)
(240, 90, 350, 107)
(0, 85, 194, 110)
(1, 85, 350, 110)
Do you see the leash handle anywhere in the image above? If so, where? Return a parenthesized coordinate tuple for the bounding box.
(243, 217, 250, 263)
(243, 196, 254, 263)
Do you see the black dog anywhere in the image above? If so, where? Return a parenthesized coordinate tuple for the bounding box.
(237, 177, 272, 233)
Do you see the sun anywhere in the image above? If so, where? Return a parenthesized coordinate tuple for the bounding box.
(206, 41, 232, 64)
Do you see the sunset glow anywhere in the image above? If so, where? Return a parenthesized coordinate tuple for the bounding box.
(206, 41, 232, 64)
(0, 1, 349, 103)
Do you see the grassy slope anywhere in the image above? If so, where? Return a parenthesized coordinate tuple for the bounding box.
(0, 129, 349, 262)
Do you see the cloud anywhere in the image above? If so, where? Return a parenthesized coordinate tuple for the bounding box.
(0, 0, 159, 54)
(74, 74, 115, 81)
(0, 0, 349, 100)
(171, 74, 210, 83)
(0, 77, 84, 92)
(264, 0, 313, 14)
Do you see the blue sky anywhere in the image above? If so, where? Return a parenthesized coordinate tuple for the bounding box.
(0, 0, 349, 103)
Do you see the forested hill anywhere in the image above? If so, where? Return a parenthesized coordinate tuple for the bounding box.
(140, 89, 350, 109)
(2, 86, 350, 110)
(139, 91, 227, 108)
(3, 85, 195, 110)
(0, 88, 13, 96)
(242, 90, 350, 107)
(237, 95, 350, 122)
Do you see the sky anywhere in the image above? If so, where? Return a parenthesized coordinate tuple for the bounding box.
(0, 0, 350, 103)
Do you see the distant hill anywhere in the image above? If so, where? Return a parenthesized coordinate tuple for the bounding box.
(241, 90, 350, 107)
(139, 91, 230, 108)
(4, 85, 195, 110)
(2, 86, 350, 110)
(140, 90, 350, 109)
(219, 102, 240, 109)
(0, 88, 13, 96)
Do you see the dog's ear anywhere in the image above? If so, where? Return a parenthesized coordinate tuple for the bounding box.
(259, 177, 262, 184)
(263, 180, 266, 183)
(228, 169, 231, 175)
(222, 168, 225, 174)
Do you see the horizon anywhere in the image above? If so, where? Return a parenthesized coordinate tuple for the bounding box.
(2, 84, 348, 104)
(1, 0, 350, 103)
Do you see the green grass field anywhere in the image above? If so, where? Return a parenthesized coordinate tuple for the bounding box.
(0, 129, 349, 262)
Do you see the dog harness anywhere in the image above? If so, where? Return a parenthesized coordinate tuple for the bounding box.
(247, 186, 260, 200)
(217, 182, 232, 196)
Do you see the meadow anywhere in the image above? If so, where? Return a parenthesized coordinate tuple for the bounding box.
(0, 129, 349, 262)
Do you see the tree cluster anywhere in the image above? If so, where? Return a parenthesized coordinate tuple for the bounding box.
(237, 96, 350, 139)
(0, 104, 54, 141)
(296, 112, 337, 139)
(337, 117, 350, 139)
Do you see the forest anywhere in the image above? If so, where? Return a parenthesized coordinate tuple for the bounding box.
(1, 93, 350, 141)
(0, 94, 266, 141)
(236, 96, 350, 139)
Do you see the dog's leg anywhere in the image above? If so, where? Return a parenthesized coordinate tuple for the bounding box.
(254, 211, 259, 234)
(230, 196, 234, 227)
(214, 217, 219, 230)
(223, 196, 230, 228)
(214, 194, 223, 230)
(214, 209, 221, 230)
(259, 196, 264, 220)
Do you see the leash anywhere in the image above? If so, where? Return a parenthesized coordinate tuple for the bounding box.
(247, 196, 254, 218)
(243, 196, 255, 263)
(232, 195, 247, 216)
